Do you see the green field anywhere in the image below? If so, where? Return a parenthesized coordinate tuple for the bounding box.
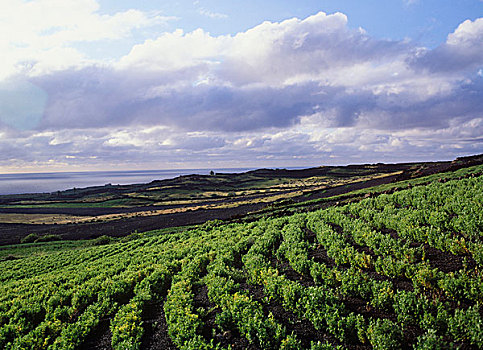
(0, 165, 482, 349)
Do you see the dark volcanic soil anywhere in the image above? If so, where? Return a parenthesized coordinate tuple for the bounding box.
(0, 202, 267, 245)
(141, 299, 177, 350)
(0, 155, 481, 246)
(78, 318, 112, 350)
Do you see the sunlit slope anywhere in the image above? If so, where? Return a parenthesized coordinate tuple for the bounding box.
(0, 168, 481, 349)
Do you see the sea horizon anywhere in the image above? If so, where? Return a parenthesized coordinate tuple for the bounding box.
(0, 167, 264, 195)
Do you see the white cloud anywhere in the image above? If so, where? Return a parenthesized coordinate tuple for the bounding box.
(199, 8, 228, 19)
(117, 28, 229, 71)
(25, 12, 481, 137)
(410, 17, 483, 73)
(104, 130, 144, 147)
(115, 10, 458, 106)
(446, 18, 483, 47)
(0, 0, 171, 79)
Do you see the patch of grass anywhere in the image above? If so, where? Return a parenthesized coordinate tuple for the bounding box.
(0, 240, 86, 259)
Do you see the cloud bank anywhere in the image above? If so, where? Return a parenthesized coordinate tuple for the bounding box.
(0, 9, 482, 171)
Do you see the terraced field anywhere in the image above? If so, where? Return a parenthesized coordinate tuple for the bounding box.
(0, 165, 482, 349)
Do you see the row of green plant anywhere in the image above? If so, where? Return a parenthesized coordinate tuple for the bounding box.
(110, 266, 174, 349)
(0, 168, 482, 348)
(256, 202, 482, 348)
(243, 216, 409, 349)
(301, 204, 483, 347)
(0, 226, 225, 349)
(164, 254, 214, 349)
(347, 176, 483, 264)
(206, 243, 300, 349)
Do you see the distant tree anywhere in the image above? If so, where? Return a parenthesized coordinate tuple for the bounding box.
(210, 170, 215, 176)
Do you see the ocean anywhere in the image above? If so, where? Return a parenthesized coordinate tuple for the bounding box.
(0, 168, 257, 195)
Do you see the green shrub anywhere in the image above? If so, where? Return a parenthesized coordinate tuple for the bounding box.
(110, 302, 143, 350)
(121, 231, 141, 242)
(448, 304, 483, 347)
(310, 341, 343, 350)
(414, 329, 447, 350)
(367, 318, 402, 350)
(91, 235, 113, 246)
(20, 233, 39, 244)
(34, 234, 62, 243)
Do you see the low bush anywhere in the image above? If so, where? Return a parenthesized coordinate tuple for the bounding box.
(91, 235, 113, 246)
(121, 231, 141, 242)
(20, 233, 39, 244)
(34, 234, 62, 243)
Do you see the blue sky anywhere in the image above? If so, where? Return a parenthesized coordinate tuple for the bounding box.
(0, 0, 482, 172)
(72, 0, 483, 60)
(98, 0, 483, 44)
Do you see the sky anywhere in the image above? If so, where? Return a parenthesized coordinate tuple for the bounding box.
(0, 0, 482, 173)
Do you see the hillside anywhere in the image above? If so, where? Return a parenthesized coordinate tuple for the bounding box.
(0, 160, 482, 349)
(0, 155, 481, 246)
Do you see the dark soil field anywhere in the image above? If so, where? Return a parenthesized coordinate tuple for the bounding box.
(0, 154, 481, 246)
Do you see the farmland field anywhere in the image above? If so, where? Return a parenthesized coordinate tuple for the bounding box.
(1, 157, 480, 246)
(0, 162, 482, 349)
